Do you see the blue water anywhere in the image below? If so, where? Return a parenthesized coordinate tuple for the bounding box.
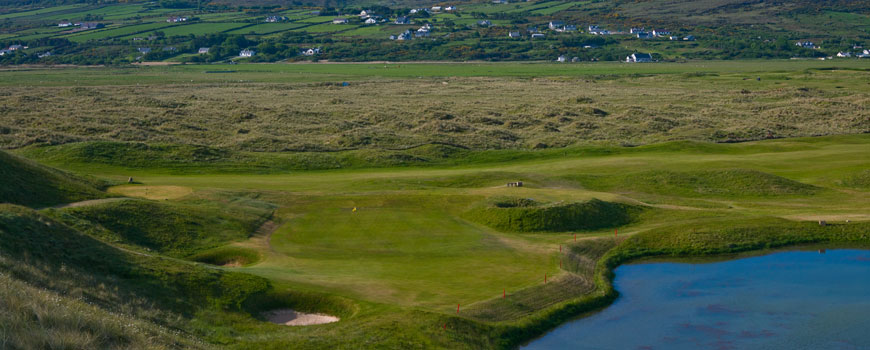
(523, 249, 870, 350)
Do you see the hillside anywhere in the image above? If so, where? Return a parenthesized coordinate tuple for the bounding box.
(0, 149, 107, 207)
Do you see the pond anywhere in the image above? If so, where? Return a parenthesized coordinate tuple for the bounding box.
(523, 249, 870, 350)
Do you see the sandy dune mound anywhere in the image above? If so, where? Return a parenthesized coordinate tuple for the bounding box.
(265, 309, 339, 326)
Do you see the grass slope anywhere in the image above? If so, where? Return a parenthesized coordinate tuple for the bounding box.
(465, 198, 640, 232)
(50, 197, 271, 258)
(0, 150, 107, 208)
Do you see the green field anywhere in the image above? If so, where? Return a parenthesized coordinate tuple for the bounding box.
(0, 59, 868, 349)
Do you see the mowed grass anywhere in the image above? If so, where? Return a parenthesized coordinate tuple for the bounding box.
(252, 194, 557, 311)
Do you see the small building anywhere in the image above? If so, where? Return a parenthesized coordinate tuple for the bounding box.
(509, 31, 520, 38)
(557, 55, 567, 62)
(162, 46, 176, 52)
(409, 8, 425, 14)
(365, 18, 377, 24)
(167, 16, 188, 23)
(302, 48, 321, 56)
(395, 30, 412, 40)
(332, 18, 348, 24)
(652, 29, 670, 37)
(38, 51, 51, 58)
(265, 16, 287, 23)
(8, 44, 23, 51)
(239, 49, 255, 57)
(414, 30, 429, 38)
(548, 21, 565, 30)
(477, 20, 492, 27)
(198, 47, 210, 54)
(571, 56, 580, 62)
(445, 6, 456, 11)
(58, 21, 73, 27)
(0, 49, 11, 56)
(359, 10, 371, 17)
(562, 24, 577, 32)
(630, 28, 644, 34)
(626, 52, 653, 63)
(137, 47, 152, 54)
(431, 6, 442, 11)
(531, 33, 545, 39)
(683, 35, 695, 41)
(395, 16, 410, 25)
(837, 51, 852, 58)
(80, 22, 103, 30)
(637, 32, 653, 39)
(527, 26, 538, 33)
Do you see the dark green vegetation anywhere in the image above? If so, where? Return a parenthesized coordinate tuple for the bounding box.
(0, 149, 107, 207)
(466, 198, 638, 232)
(0, 0, 868, 64)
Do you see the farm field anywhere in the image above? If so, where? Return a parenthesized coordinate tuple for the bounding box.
(0, 52, 869, 348)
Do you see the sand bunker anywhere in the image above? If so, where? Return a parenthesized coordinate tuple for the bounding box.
(265, 309, 339, 326)
(107, 185, 193, 200)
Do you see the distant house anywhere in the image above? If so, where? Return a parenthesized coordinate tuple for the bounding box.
(395, 16, 410, 24)
(38, 51, 51, 58)
(58, 21, 73, 27)
(571, 56, 580, 62)
(509, 31, 520, 38)
(683, 35, 695, 41)
(359, 10, 371, 17)
(477, 20, 491, 27)
(626, 52, 653, 63)
(137, 47, 152, 54)
(0, 49, 12, 56)
(302, 48, 321, 56)
(445, 6, 456, 11)
(795, 41, 817, 49)
(333, 18, 348, 24)
(409, 8, 425, 14)
(414, 30, 429, 38)
(365, 18, 377, 24)
(636, 32, 653, 39)
(858, 50, 870, 58)
(239, 49, 255, 57)
(548, 21, 565, 30)
(556, 55, 567, 62)
(167, 16, 188, 23)
(562, 24, 577, 32)
(630, 28, 644, 34)
(837, 51, 852, 58)
(265, 16, 287, 23)
(431, 6, 442, 11)
(198, 47, 210, 54)
(531, 33, 545, 39)
(652, 29, 670, 37)
(527, 26, 538, 33)
(492, 0, 508, 3)
(80, 22, 103, 30)
(396, 30, 412, 40)
(8, 44, 23, 51)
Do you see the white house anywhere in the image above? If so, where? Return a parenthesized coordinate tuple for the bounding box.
(8, 44, 23, 51)
(626, 53, 653, 63)
(837, 51, 852, 58)
(198, 47, 210, 54)
(637, 32, 653, 39)
(395, 16, 410, 24)
(477, 20, 491, 27)
(365, 18, 377, 24)
(58, 21, 73, 27)
(333, 18, 348, 24)
(167, 16, 188, 23)
(652, 29, 670, 37)
(556, 55, 567, 62)
(796, 41, 816, 49)
(683, 35, 695, 41)
(548, 21, 565, 30)
(445, 6, 456, 11)
(0, 49, 12, 56)
(239, 49, 255, 57)
(630, 28, 644, 34)
(38, 51, 51, 58)
(302, 48, 321, 56)
(531, 33, 545, 39)
(509, 31, 520, 38)
(359, 10, 370, 17)
(138, 47, 151, 54)
(431, 6, 442, 11)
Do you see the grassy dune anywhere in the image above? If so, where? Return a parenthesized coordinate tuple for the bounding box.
(0, 150, 107, 207)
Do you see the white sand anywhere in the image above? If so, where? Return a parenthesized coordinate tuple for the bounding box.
(265, 309, 339, 326)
